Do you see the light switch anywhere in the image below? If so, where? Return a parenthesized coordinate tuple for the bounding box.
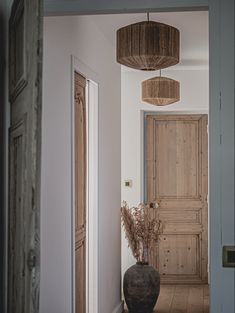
(223, 246, 235, 267)
(124, 180, 132, 187)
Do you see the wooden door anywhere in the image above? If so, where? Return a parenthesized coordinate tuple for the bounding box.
(8, 0, 42, 312)
(74, 72, 87, 313)
(146, 115, 208, 284)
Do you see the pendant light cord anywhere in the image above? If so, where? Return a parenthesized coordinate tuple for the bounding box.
(147, 12, 150, 22)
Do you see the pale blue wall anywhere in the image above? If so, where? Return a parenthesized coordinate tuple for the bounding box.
(209, 1, 235, 312)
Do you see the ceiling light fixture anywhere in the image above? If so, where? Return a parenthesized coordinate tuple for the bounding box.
(116, 14, 180, 71)
(142, 73, 180, 106)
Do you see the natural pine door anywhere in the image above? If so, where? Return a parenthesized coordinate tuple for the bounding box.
(74, 72, 87, 313)
(146, 115, 208, 284)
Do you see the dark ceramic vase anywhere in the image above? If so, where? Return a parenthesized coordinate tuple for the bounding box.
(123, 262, 160, 313)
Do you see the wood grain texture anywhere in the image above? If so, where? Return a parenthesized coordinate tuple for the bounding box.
(8, 0, 43, 312)
(187, 286, 204, 313)
(146, 115, 208, 284)
(170, 285, 189, 313)
(117, 21, 180, 71)
(124, 285, 209, 313)
(8, 120, 25, 313)
(142, 76, 180, 106)
(74, 71, 87, 313)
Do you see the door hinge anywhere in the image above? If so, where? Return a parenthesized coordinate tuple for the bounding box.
(32, 186, 35, 210)
(219, 91, 222, 110)
(27, 249, 37, 271)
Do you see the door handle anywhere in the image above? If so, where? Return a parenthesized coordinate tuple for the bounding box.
(150, 201, 160, 209)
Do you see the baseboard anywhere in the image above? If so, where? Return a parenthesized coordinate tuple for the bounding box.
(112, 301, 124, 313)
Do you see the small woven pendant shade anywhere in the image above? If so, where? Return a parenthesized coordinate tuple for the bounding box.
(142, 76, 180, 106)
(116, 21, 180, 71)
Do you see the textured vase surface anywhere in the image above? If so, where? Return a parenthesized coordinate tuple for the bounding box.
(123, 263, 160, 313)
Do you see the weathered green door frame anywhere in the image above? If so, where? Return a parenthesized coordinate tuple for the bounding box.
(43, 1, 234, 313)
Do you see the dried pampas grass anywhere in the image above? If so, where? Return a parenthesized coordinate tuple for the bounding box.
(121, 201, 164, 264)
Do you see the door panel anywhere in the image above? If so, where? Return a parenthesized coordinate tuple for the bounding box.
(8, 119, 26, 313)
(74, 71, 87, 313)
(156, 121, 199, 198)
(8, 0, 42, 312)
(75, 241, 86, 313)
(158, 234, 199, 275)
(146, 115, 208, 284)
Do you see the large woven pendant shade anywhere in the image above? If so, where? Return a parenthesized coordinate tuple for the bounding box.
(116, 21, 180, 71)
(142, 76, 180, 106)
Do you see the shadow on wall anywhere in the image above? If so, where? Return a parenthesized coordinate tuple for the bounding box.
(0, 8, 6, 313)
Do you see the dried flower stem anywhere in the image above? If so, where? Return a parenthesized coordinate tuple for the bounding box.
(121, 201, 164, 264)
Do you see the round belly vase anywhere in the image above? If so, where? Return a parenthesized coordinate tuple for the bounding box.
(123, 262, 160, 313)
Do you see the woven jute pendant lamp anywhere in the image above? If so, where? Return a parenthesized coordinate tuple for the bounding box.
(142, 76, 180, 106)
(116, 19, 180, 71)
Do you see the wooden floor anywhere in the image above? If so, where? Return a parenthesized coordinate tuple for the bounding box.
(124, 285, 209, 313)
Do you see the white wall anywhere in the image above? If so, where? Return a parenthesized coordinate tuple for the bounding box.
(121, 67, 209, 275)
(42, 16, 121, 313)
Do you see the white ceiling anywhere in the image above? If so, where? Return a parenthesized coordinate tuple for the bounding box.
(91, 11, 209, 70)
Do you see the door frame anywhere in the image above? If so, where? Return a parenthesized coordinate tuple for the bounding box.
(71, 55, 99, 313)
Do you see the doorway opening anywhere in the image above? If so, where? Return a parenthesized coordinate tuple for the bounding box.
(144, 113, 209, 312)
(43, 9, 210, 313)
(145, 114, 208, 284)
